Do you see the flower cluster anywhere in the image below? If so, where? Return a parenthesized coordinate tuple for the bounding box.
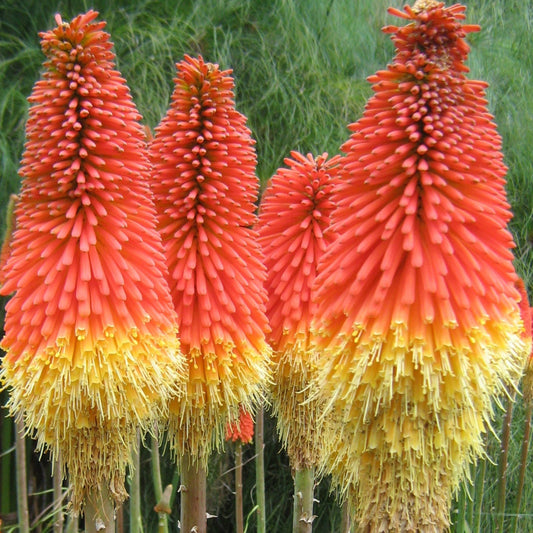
(0, 11, 184, 510)
(257, 151, 339, 469)
(149, 55, 271, 464)
(312, 1, 528, 530)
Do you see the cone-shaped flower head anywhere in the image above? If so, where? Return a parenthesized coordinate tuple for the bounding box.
(0, 11, 184, 511)
(149, 55, 271, 464)
(257, 151, 339, 469)
(311, 2, 528, 530)
(225, 405, 254, 445)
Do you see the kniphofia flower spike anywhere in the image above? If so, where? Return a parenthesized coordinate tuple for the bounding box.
(257, 151, 339, 469)
(149, 55, 271, 464)
(0, 11, 184, 511)
(312, 1, 528, 530)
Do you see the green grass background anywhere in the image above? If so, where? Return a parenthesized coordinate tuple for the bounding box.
(0, 0, 532, 531)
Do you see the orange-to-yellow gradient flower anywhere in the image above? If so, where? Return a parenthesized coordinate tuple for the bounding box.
(0, 11, 184, 511)
(149, 55, 271, 464)
(257, 151, 339, 469)
(311, 1, 528, 530)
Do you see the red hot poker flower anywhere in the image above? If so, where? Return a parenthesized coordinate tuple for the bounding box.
(312, 1, 527, 530)
(257, 151, 339, 469)
(0, 11, 183, 511)
(149, 55, 271, 463)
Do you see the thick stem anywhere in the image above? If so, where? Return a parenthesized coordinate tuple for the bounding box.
(455, 482, 467, 533)
(180, 455, 206, 533)
(512, 401, 533, 533)
(116, 505, 124, 533)
(496, 394, 515, 533)
(65, 513, 80, 533)
(292, 467, 315, 533)
(340, 499, 352, 533)
(15, 419, 29, 533)
(473, 453, 487, 533)
(151, 432, 169, 533)
(129, 432, 142, 533)
(255, 406, 266, 533)
(151, 433, 163, 503)
(53, 457, 64, 533)
(85, 485, 116, 533)
(235, 442, 244, 533)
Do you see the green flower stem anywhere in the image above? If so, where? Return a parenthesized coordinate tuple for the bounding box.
(255, 405, 266, 533)
(473, 452, 487, 533)
(151, 432, 169, 533)
(15, 419, 29, 533)
(455, 482, 467, 533)
(496, 394, 515, 533)
(512, 401, 533, 533)
(151, 433, 163, 502)
(235, 442, 244, 533)
(180, 454, 207, 533)
(85, 484, 115, 533)
(169, 467, 180, 509)
(292, 467, 315, 533)
(65, 513, 79, 533)
(129, 432, 142, 533)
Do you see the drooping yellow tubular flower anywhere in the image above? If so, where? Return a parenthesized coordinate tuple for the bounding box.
(0, 11, 184, 511)
(311, 2, 528, 530)
(149, 55, 271, 464)
(257, 151, 339, 469)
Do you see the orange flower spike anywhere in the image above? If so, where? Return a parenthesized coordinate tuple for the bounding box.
(257, 151, 339, 469)
(312, 2, 527, 530)
(225, 406, 254, 445)
(0, 11, 184, 511)
(150, 55, 271, 463)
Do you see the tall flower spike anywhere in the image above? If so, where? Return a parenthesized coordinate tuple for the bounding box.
(149, 55, 271, 464)
(312, 2, 528, 531)
(0, 11, 184, 512)
(257, 151, 339, 470)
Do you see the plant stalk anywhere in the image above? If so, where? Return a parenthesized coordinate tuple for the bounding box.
(496, 393, 515, 533)
(180, 454, 207, 533)
(255, 405, 266, 533)
(53, 457, 64, 533)
(151, 432, 169, 533)
(129, 431, 142, 533)
(15, 419, 30, 533)
(473, 453, 487, 533)
(292, 467, 315, 533)
(340, 499, 352, 533)
(455, 482, 467, 533)
(84, 484, 115, 533)
(235, 442, 244, 533)
(512, 401, 533, 533)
